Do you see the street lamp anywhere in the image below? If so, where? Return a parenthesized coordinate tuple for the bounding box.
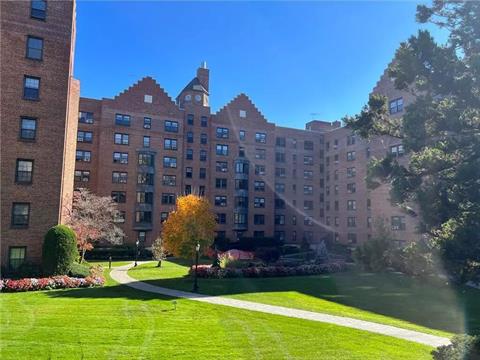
(193, 242, 200, 292)
(135, 240, 140, 267)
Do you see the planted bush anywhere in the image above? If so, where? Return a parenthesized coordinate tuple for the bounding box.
(431, 334, 480, 360)
(42, 225, 78, 276)
(68, 263, 90, 278)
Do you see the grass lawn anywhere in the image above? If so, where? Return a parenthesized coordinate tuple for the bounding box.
(128, 260, 480, 338)
(0, 262, 433, 360)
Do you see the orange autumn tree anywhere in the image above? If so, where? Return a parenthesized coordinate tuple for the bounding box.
(162, 194, 216, 260)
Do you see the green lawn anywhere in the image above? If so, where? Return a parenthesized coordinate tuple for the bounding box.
(128, 260, 480, 337)
(0, 262, 433, 360)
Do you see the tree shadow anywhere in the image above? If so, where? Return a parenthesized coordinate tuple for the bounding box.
(47, 262, 480, 336)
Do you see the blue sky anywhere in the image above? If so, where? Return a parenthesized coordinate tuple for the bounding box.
(74, 1, 444, 129)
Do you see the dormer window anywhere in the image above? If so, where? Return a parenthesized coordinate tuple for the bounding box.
(239, 110, 246, 118)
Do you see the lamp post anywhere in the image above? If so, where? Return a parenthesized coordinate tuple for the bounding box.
(193, 242, 200, 292)
(134, 240, 139, 267)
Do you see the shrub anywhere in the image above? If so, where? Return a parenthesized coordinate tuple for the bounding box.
(68, 263, 90, 278)
(431, 334, 480, 360)
(255, 247, 280, 264)
(42, 225, 78, 276)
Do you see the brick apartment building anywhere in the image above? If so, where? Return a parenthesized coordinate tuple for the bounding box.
(0, 0, 80, 269)
(1, 1, 419, 270)
(75, 64, 419, 249)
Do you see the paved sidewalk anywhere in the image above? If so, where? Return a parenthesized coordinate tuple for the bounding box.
(111, 262, 451, 348)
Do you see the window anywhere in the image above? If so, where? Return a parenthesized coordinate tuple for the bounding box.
(161, 193, 176, 205)
(234, 213, 247, 225)
(275, 167, 285, 178)
(304, 156, 313, 165)
(255, 132, 266, 143)
(199, 186, 205, 196)
(24, 76, 40, 100)
(111, 191, 126, 203)
(391, 216, 406, 231)
(74, 170, 90, 182)
(235, 196, 248, 208)
(255, 165, 266, 176)
(216, 127, 229, 139)
(236, 162, 249, 174)
(216, 161, 228, 172)
(366, 147, 371, 158)
(292, 231, 297, 242)
(367, 217, 372, 228)
(185, 167, 192, 178)
(275, 183, 285, 194)
(239, 110, 247, 118)
(161, 212, 169, 223)
(275, 152, 285, 163)
(347, 151, 356, 161)
(138, 153, 154, 166)
(304, 185, 313, 195)
(276, 137, 286, 147)
(136, 191, 153, 205)
(347, 183, 356, 194)
(326, 217, 331, 226)
(15, 159, 33, 184)
(389, 97, 404, 114)
(275, 214, 285, 225)
(367, 198, 372, 210)
(216, 213, 227, 224)
(77, 130, 93, 143)
(304, 201, 314, 211)
(26, 36, 43, 60)
(235, 179, 248, 190)
(112, 171, 127, 184)
(215, 196, 227, 207)
(334, 139, 339, 148)
(215, 178, 227, 189)
(253, 148, 265, 160)
(20, 117, 37, 140)
(165, 120, 179, 132)
(216, 144, 228, 156)
(114, 133, 129, 145)
(115, 114, 131, 126)
(187, 114, 194, 125)
(239, 146, 245, 158)
(334, 169, 339, 180)
(347, 134, 356, 145)
(11, 203, 30, 227)
(239, 130, 246, 141)
(164, 138, 178, 150)
(201, 116, 208, 127)
(200, 150, 207, 161)
(334, 185, 339, 195)
(304, 141, 314, 150)
(304, 170, 313, 180)
(185, 186, 192, 195)
(198, 168, 206, 180)
(79, 111, 94, 124)
(348, 233, 357, 244)
(162, 175, 176, 186)
(113, 152, 128, 164)
(254, 214, 265, 225)
(143, 117, 151, 129)
(143, 136, 150, 148)
(254, 197, 265, 208)
(200, 133, 207, 144)
(347, 200, 357, 211)
(187, 132, 194, 143)
(275, 198, 285, 209)
(76, 150, 91, 162)
(254, 180, 265, 191)
(9, 247, 26, 270)
(292, 215, 297, 225)
(347, 217, 356, 227)
(135, 211, 152, 224)
(163, 157, 177, 168)
(137, 173, 154, 185)
(334, 154, 339, 164)
(304, 216, 314, 226)
(347, 167, 356, 178)
(334, 201, 339, 211)
(186, 149, 193, 160)
(390, 144, 405, 157)
(31, 0, 46, 20)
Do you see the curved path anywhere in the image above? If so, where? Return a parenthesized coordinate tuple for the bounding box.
(111, 262, 450, 348)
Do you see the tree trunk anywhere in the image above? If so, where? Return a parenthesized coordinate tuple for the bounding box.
(80, 248, 86, 264)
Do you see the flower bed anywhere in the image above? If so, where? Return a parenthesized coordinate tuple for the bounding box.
(0, 275, 105, 292)
(189, 262, 346, 279)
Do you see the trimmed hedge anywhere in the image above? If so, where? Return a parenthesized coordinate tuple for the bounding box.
(42, 225, 78, 276)
(190, 262, 346, 279)
(0, 275, 104, 292)
(68, 263, 90, 278)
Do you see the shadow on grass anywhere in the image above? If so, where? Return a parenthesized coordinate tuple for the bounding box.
(47, 260, 480, 336)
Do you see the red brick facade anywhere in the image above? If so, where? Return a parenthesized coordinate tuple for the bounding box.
(1, 0, 79, 268)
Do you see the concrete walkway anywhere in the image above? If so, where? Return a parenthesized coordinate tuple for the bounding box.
(111, 262, 450, 348)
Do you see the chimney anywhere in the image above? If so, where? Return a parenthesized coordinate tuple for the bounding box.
(197, 61, 209, 92)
